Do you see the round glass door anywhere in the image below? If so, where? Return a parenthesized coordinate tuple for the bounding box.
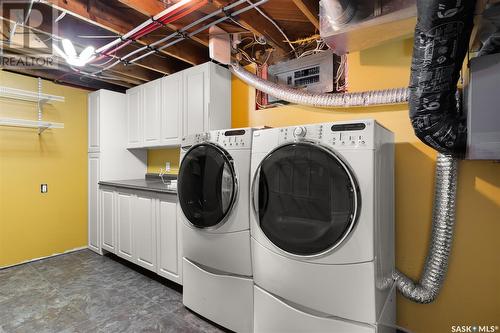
(253, 142, 359, 256)
(178, 143, 237, 229)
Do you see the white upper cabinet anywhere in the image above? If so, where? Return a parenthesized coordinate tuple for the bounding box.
(183, 64, 206, 136)
(88, 92, 100, 153)
(126, 62, 230, 149)
(127, 85, 144, 148)
(143, 79, 162, 147)
(161, 73, 183, 146)
(183, 62, 231, 137)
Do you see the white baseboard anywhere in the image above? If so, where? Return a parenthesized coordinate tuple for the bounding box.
(0, 246, 88, 270)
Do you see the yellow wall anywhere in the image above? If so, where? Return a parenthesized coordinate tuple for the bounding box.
(0, 71, 88, 268)
(232, 39, 500, 333)
(147, 148, 181, 175)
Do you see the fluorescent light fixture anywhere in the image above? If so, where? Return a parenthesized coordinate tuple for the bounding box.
(54, 39, 95, 67)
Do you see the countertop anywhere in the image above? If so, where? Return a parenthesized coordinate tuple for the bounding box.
(99, 174, 177, 194)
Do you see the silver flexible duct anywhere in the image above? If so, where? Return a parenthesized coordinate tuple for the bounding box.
(230, 64, 409, 107)
(393, 153, 459, 303)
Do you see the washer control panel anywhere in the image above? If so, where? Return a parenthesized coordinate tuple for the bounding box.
(278, 121, 375, 149)
(181, 132, 209, 148)
(182, 129, 253, 150)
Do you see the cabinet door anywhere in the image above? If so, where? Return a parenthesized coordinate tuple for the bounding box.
(88, 154, 101, 254)
(127, 86, 143, 148)
(156, 196, 180, 283)
(88, 92, 100, 152)
(184, 65, 208, 136)
(116, 191, 134, 261)
(161, 74, 183, 146)
(143, 80, 162, 147)
(132, 193, 157, 271)
(100, 188, 115, 253)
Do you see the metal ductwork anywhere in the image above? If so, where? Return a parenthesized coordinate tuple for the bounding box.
(393, 153, 459, 303)
(408, 0, 476, 157)
(320, 0, 417, 54)
(230, 64, 409, 107)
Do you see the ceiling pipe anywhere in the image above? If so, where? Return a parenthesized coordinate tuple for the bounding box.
(130, 0, 269, 64)
(94, 0, 207, 56)
(87, 0, 268, 78)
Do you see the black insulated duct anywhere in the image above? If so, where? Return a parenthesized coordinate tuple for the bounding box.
(409, 0, 476, 157)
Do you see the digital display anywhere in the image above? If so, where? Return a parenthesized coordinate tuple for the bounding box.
(224, 130, 246, 136)
(331, 123, 366, 132)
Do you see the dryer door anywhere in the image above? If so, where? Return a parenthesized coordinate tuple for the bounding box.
(253, 142, 360, 256)
(178, 143, 237, 229)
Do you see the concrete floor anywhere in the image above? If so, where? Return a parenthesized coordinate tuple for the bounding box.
(0, 250, 226, 333)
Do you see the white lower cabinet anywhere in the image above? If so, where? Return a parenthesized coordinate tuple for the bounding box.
(100, 188, 115, 253)
(99, 187, 181, 284)
(116, 191, 134, 261)
(157, 194, 181, 284)
(132, 192, 157, 272)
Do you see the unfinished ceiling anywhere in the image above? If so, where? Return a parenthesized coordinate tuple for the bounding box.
(0, 0, 319, 92)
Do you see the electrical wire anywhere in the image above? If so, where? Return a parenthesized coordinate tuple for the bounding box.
(297, 38, 327, 58)
(244, 0, 297, 57)
(290, 34, 321, 45)
(335, 54, 348, 92)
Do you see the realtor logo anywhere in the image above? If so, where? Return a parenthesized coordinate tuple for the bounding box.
(451, 325, 499, 332)
(0, 0, 58, 68)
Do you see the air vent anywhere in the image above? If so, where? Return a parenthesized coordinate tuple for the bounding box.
(320, 0, 417, 55)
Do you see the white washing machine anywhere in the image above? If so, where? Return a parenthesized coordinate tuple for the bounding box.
(178, 128, 256, 333)
(250, 120, 396, 332)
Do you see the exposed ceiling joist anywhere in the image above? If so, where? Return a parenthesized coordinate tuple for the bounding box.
(2, 0, 320, 90)
(42, 0, 207, 68)
(116, 0, 209, 47)
(4, 68, 127, 92)
(1, 43, 134, 89)
(292, 0, 319, 29)
(211, 0, 290, 54)
(0, 15, 160, 86)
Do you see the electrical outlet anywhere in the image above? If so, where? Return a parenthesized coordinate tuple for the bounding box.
(165, 162, 171, 172)
(41, 184, 48, 193)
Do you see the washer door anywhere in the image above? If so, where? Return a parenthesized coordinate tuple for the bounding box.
(253, 142, 360, 256)
(178, 143, 237, 229)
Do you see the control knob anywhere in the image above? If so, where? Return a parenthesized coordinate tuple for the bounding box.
(293, 126, 307, 138)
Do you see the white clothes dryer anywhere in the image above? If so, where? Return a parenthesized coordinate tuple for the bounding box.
(250, 120, 396, 332)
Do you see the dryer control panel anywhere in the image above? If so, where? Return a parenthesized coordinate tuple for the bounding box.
(276, 120, 382, 150)
(213, 128, 253, 150)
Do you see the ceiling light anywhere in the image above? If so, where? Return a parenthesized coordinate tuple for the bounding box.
(54, 39, 95, 67)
